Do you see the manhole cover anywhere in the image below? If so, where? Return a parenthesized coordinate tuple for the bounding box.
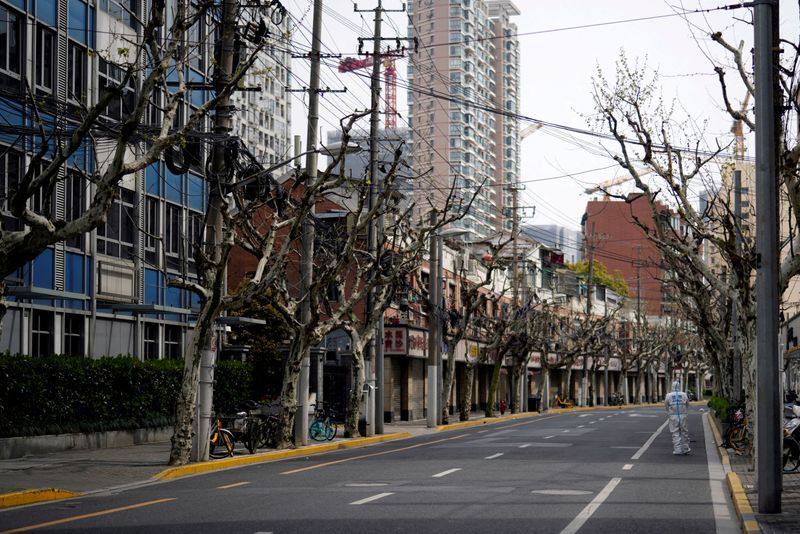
(531, 489, 592, 496)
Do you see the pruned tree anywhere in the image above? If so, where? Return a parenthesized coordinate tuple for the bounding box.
(589, 53, 755, 407)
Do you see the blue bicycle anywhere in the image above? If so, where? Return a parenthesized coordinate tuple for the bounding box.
(309, 401, 337, 441)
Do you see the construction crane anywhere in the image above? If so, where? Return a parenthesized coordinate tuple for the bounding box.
(583, 167, 652, 195)
(338, 57, 398, 129)
(732, 92, 751, 163)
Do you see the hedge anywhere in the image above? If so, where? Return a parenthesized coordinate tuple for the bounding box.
(0, 354, 256, 438)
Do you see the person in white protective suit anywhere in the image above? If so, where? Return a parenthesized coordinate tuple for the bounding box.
(664, 379, 690, 454)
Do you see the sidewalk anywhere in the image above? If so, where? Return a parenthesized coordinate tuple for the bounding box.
(708, 413, 800, 534)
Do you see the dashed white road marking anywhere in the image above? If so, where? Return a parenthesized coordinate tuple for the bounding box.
(631, 420, 669, 460)
(432, 468, 462, 478)
(578, 414, 590, 418)
(559, 478, 622, 534)
(350, 492, 394, 505)
(577, 425, 585, 428)
(485, 453, 504, 460)
(345, 483, 389, 487)
(598, 417, 606, 421)
(519, 443, 532, 448)
(544, 435, 555, 439)
(477, 430, 489, 434)
(622, 464, 634, 470)
(562, 430, 571, 433)
(533, 489, 592, 496)
(589, 421, 597, 424)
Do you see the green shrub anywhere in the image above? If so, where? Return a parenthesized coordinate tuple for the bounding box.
(0, 353, 255, 437)
(708, 395, 732, 421)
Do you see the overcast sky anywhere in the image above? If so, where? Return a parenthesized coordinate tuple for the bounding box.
(284, 0, 798, 230)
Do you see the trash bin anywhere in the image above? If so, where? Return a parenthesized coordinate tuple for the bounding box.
(528, 396, 540, 412)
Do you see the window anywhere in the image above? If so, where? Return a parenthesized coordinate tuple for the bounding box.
(99, 60, 137, 121)
(65, 170, 85, 249)
(187, 210, 203, 259)
(0, 148, 21, 213)
(165, 203, 182, 270)
(99, 0, 137, 28)
(31, 310, 53, 357)
(35, 26, 55, 93)
(97, 188, 135, 259)
(143, 323, 159, 360)
(0, 6, 22, 90)
(64, 314, 84, 356)
(144, 196, 159, 266)
(164, 325, 181, 360)
(67, 43, 87, 102)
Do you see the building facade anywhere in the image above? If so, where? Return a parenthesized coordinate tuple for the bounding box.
(0, 0, 291, 360)
(407, 0, 520, 241)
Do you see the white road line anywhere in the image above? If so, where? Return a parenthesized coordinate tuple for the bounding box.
(349, 492, 394, 505)
(485, 453, 504, 460)
(544, 435, 555, 439)
(577, 425, 585, 428)
(345, 483, 389, 487)
(559, 478, 622, 534)
(578, 414, 590, 418)
(598, 418, 605, 421)
(562, 430, 570, 433)
(432, 468, 462, 478)
(519, 443, 532, 448)
(477, 430, 489, 434)
(589, 421, 596, 424)
(622, 464, 633, 470)
(631, 420, 669, 460)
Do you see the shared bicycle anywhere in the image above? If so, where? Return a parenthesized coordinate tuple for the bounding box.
(309, 401, 338, 441)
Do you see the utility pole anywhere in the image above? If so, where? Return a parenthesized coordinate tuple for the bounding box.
(294, 0, 325, 447)
(511, 182, 522, 410)
(754, 0, 781, 514)
(427, 211, 440, 428)
(635, 245, 642, 403)
(355, 0, 409, 435)
(581, 222, 595, 407)
(193, 0, 237, 462)
(732, 169, 742, 405)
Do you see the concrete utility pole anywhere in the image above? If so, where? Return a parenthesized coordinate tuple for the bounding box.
(754, 0, 781, 514)
(295, 0, 324, 447)
(732, 169, 743, 404)
(193, 0, 237, 463)
(427, 211, 441, 428)
(511, 181, 523, 410)
(354, 0, 408, 434)
(581, 222, 595, 407)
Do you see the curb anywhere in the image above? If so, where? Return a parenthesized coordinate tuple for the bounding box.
(435, 410, 541, 431)
(706, 412, 761, 534)
(0, 488, 82, 509)
(153, 431, 413, 481)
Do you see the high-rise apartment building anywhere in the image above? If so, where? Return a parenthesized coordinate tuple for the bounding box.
(407, 0, 520, 240)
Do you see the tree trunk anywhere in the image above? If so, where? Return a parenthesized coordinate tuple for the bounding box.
(486, 356, 503, 417)
(541, 367, 550, 410)
(511, 360, 524, 414)
(565, 368, 572, 401)
(459, 362, 475, 421)
(345, 350, 365, 437)
(441, 357, 456, 424)
(168, 299, 218, 466)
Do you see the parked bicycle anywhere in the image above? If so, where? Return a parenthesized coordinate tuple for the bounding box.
(608, 392, 625, 406)
(722, 407, 748, 455)
(554, 395, 574, 409)
(209, 418, 235, 459)
(309, 401, 338, 441)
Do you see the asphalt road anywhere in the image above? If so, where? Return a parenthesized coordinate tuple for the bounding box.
(0, 406, 738, 534)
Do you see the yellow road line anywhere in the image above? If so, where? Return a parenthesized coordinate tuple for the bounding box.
(281, 433, 469, 475)
(0, 488, 81, 509)
(0, 498, 176, 534)
(154, 431, 412, 480)
(217, 481, 251, 489)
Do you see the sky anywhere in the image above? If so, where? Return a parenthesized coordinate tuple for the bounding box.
(284, 0, 798, 231)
